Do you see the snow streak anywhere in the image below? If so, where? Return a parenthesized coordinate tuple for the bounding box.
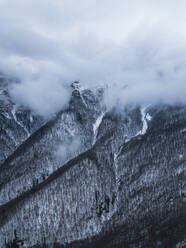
(92, 112, 105, 145)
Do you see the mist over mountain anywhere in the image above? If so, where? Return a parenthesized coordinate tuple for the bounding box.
(1, 0, 186, 116)
(0, 1, 186, 248)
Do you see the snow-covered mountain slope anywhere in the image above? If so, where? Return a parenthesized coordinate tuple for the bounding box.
(0, 82, 185, 248)
(0, 74, 44, 165)
(0, 86, 105, 206)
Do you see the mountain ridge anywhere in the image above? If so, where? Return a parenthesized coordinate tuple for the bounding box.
(0, 77, 185, 248)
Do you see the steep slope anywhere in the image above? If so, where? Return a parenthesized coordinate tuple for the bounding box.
(0, 74, 44, 164)
(0, 84, 185, 247)
(0, 85, 106, 205)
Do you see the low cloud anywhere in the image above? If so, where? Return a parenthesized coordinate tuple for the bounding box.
(0, 0, 186, 116)
(56, 137, 80, 163)
(9, 77, 70, 117)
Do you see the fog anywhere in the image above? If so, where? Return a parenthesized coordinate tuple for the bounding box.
(0, 0, 186, 116)
(56, 137, 81, 163)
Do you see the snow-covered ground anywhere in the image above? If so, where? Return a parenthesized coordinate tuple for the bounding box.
(137, 107, 152, 136)
(12, 105, 30, 137)
(92, 112, 105, 145)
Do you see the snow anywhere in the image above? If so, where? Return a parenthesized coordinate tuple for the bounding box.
(2, 112, 11, 119)
(113, 144, 124, 212)
(92, 112, 105, 145)
(12, 106, 30, 137)
(0, 89, 4, 94)
(112, 107, 152, 163)
(178, 154, 183, 159)
(30, 114, 33, 123)
(146, 113, 152, 121)
(136, 107, 151, 136)
(139, 107, 148, 135)
(80, 93, 88, 108)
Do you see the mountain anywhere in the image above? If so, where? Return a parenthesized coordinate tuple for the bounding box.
(0, 79, 185, 248)
(0, 74, 44, 165)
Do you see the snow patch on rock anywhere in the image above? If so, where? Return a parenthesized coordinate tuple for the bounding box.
(137, 107, 152, 136)
(11, 106, 30, 137)
(92, 112, 105, 145)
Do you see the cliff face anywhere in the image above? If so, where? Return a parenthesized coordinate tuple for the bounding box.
(0, 80, 185, 248)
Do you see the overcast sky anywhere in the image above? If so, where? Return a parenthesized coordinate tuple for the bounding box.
(0, 0, 186, 115)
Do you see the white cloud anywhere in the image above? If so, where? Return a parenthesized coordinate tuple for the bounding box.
(56, 137, 80, 163)
(0, 0, 186, 115)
